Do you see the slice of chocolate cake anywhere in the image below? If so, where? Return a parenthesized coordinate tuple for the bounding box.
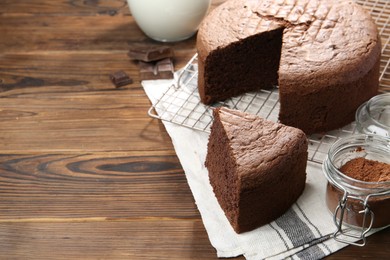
(205, 107, 308, 233)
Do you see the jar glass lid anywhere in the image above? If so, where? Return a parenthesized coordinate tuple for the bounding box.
(356, 93, 390, 137)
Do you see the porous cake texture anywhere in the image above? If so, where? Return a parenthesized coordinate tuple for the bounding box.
(197, 0, 381, 134)
(205, 107, 308, 233)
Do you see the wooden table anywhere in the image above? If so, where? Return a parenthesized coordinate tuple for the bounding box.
(0, 0, 389, 259)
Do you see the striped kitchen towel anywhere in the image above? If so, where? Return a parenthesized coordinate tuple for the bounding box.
(142, 77, 379, 260)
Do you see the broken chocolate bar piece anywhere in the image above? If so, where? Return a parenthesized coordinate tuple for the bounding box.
(139, 58, 174, 80)
(128, 46, 174, 62)
(109, 70, 133, 88)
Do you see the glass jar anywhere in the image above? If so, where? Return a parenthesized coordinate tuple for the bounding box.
(356, 93, 390, 137)
(322, 134, 390, 246)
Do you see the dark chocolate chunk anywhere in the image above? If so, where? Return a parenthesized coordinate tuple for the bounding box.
(109, 70, 133, 88)
(128, 46, 174, 62)
(139, 58, 174, 80)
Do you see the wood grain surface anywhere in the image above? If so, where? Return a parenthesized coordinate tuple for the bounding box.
(0, 0, 389, 259)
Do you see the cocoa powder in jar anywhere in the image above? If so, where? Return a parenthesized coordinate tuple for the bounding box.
(326, 157, 390, 228)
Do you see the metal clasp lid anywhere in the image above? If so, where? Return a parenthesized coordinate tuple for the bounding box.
(332, 190, 374, 247)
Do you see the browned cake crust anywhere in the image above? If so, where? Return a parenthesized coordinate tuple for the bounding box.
(197, 0, 381, 134)
(205, 107, 308, 233)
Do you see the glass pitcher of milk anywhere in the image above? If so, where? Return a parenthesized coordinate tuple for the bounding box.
(127, 0, 211, 42)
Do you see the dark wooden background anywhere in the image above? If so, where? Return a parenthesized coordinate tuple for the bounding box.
(0, 0, 388, 259)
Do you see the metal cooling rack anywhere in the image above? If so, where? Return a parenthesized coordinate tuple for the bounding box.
(148, 0, 390, 164)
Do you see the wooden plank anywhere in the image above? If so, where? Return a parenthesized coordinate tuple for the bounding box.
(0, 14, 200, 55)
(0, 153, 199, 219)
(0, 52, 193, 152)
(0, 15, 137, 52)
(0, 89, 174, 151)
(0, 220, 227, 260)
(326, 229, 390, 259)
(0, 52, 194, 93)
(0, 0, 226, 16)
(0, 120, 173, 152)
(0, 52, 138, 92)
(0, 0, 131, 16)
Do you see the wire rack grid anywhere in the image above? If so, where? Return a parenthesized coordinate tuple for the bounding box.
(148, 0, 390, 164)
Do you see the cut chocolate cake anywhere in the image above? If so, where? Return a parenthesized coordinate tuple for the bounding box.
(205, 107, 308, 233)
(197, 0, 381, 134)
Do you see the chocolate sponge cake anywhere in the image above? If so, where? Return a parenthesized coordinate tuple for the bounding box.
(205, 107, 308, 233)
(197, 0, 381, 134)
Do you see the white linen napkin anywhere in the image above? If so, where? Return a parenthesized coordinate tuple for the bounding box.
(142, 74, 378, 259)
